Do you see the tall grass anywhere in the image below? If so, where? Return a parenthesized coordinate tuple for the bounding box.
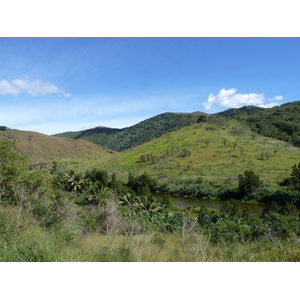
(76, 232, 300, 262)
(0, 205, 88, 261)
(1, 204, 299, 262)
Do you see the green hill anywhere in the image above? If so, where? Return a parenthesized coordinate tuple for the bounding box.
(215, 105, 264, 118)
(216, 101, 300, 147)
(53, 112, 205, 151)
(54, 126, 122, 139)
(53, 101, 300, 153)
(4, 101, 300, 182)
(0, 129, 115, 165)
(90, 117, 300, 183)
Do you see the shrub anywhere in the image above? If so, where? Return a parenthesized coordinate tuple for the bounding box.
(238, 170, 262, 198)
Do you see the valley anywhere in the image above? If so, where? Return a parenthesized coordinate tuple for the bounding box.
(1, 101, 300, 262)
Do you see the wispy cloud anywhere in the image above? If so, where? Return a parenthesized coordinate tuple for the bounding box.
(203, 88, 283, 110)
(0, 79, 71, 97)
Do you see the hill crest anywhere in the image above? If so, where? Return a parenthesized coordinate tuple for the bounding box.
(0, 129, 116, 165)
(53, 111, 205, 152)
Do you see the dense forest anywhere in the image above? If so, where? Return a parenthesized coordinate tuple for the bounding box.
(54, 112, 202, 152)
(1, 140, 300, 261)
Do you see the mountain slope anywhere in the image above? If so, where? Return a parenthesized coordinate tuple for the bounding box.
(54, 112, 205, 152)
(91, 118, 300, 183)
(215, 105, 264, 118)
(215, 101, 300, 147)
(54, 126, 122, 139)
(0, 129, 115, 164)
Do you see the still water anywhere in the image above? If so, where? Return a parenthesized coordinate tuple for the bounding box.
(161, 194, 266, 216)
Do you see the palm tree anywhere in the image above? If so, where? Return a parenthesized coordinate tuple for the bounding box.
(63, 170, 86, 193)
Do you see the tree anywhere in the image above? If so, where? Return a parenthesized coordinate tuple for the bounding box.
(0, 126, 9, 131)
(0, 141, 26, 203)
(291, 163, 300, 187)
(85, 168, 109, 186)
(238, 170, 262, 197)
(62, 170, 87, 193)
(281, 162, 300, 190)
(197, 115, 208, 123)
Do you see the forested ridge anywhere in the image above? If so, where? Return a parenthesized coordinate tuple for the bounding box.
(54, 112, 203, 152)
(54, 101, 300, 152)
(216, 101, 300, 147)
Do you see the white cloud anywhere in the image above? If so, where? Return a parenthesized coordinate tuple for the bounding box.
(0, 80, 20, 95)
(268, 95, 283, 102)
(258, 102, 280, 108)
(0, 79, 71, 97)
(203, 88, 283, 110)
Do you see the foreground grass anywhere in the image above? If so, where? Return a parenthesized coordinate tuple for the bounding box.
(1, 204, 299, 262)
(0, 206, 87, 262)
(76, 233, 300, 262)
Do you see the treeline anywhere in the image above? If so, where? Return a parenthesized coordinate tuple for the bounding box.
(158, 168, 300, 208)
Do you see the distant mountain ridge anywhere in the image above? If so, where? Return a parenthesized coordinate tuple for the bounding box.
(3, 101, 300, 168)
(214, 105, 265, 118)
(54, 101, 300, 151)
(54, 112, 206, 152)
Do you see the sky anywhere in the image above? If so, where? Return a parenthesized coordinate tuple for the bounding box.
(0, 37, 300, 135)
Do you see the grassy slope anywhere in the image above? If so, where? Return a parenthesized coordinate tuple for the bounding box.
(0, 129, 116, 164)
(216, 101, 300, 147)
(90, 118, 300, 183)
(53, 112, 205, 151)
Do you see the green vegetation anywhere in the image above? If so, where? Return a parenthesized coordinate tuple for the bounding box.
(1, 139, 300, 262)
(54, 112, 202, 151)
(89, 117, 300, 185)
(2, 101, 300, 261)
(55, 102, 300, 152)
(216, 101, 300, 147)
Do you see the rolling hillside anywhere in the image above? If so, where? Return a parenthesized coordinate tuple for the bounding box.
(216, 101, 300, 147)
(3, 101, 300, 182)
(89, 117, 300, 183)
(54, 102, 300, 154)
(0, 129, 115, 164)
(54, 112, 206, 151)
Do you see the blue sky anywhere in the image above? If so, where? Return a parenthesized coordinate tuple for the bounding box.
(0, 37, 299, 135)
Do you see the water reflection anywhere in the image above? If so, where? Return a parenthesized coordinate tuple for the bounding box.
(163, 194, 265, 216)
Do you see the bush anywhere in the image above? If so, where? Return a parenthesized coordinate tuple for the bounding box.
(127, 172, 157, 195)
(157, 178, 222, 199)
(238, 170, 262, 198)
(98, 246, 135, 262)
(210, 219, 252, 243)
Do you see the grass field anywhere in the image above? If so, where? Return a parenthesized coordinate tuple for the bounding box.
(84, 118, 300, 185)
